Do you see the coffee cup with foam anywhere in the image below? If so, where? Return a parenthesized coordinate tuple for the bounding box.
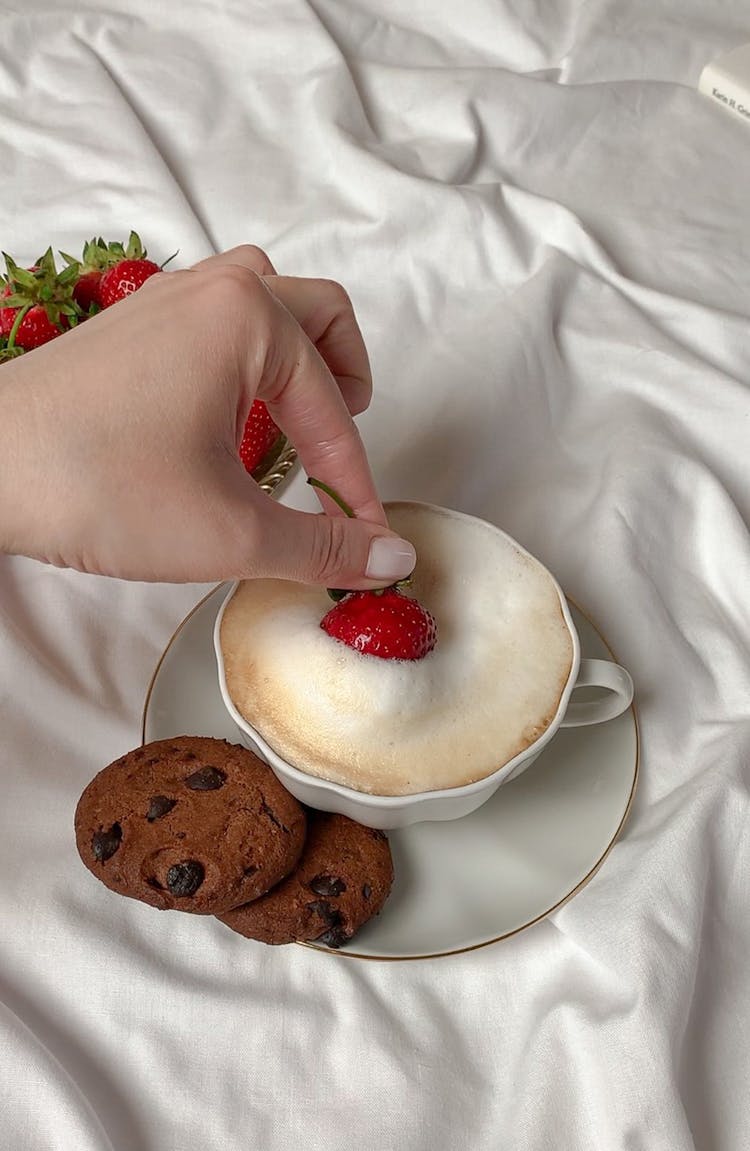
(214, 502, 633, 828)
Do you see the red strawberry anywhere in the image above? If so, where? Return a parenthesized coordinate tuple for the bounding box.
(0, 248, 80, 358)
(239, 400, 281, 474)
(65, 232, 162, 309)
(0, 298, 62, 349)
(320, 588, 437, 661)
(60, 238, 111, 313)
(99, 256, 160, 307)
(72, 270, 104, 312)
(60, 234, 150, 314)
(306, 475, 434, 661)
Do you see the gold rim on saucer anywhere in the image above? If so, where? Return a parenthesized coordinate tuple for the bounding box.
(300, 595, 639, 961)
(140, 588, 639, 963)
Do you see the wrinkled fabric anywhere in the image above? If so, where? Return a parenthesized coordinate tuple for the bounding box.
(1, 2, 749, 1148)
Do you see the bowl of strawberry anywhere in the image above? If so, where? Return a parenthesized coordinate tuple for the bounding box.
(0, 232, 296, 492)
(213, 491, 634, 829)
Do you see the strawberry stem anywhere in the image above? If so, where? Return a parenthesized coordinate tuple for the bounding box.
(307, 476, 356, 519)
(6, 302, 31, 350)
(307, 476, 410, 602)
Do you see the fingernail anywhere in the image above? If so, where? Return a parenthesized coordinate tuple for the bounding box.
(366, 536, 417, 581)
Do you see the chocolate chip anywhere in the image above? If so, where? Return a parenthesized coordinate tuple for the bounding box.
(306, 899, 341, 927)
(184, 766, 226, 791)
(306, 898, 332, 922)
(166, 860, 205, 897)
(318, 924, 350, 949)
(368, 828, 387, 842)
(146, 795, 177, 821)
(261, 797, 289, 833)
(306, 901, 349, 947)
(92, 823, 122, 863)
(362, 884, 372, 900)
(309, 874, 346, 897)
(243, 864, 258, 876)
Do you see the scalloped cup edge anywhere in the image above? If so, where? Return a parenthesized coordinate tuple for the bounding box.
(212, 505, 582, 828)
(213, 506, 582, 828)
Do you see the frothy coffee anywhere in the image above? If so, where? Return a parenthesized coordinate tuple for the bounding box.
(219, 502, 574, 796)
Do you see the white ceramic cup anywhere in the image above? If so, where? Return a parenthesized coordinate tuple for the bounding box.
(214, 522, 634, 829)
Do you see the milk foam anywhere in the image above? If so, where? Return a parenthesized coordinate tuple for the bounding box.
(219, 503, 574, 795)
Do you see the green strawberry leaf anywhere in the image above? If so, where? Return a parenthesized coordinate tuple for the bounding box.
(36, 247, 57, 275)
(0, 344, 25, 361)
(8, 265, 36, 289)
(125, 231, 145, 260)
(57, 262, 80, 285)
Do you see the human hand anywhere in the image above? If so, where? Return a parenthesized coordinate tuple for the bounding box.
(0, 246, 416, 586)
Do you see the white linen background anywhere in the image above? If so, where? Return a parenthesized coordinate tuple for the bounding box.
(1, 1, 748, 1148)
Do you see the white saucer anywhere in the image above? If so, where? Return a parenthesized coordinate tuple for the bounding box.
(142, 586, 638, 961)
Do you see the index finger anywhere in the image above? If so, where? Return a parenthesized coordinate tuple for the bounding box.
(251, 280, 386, 528)
(262, 277, 372, 417)
(194, 252, 372, 417)
(192, 244, 278, 276)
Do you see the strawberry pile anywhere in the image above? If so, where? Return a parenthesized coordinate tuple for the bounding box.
(0, 248, 80, 356)
(0, 231, 282, 476)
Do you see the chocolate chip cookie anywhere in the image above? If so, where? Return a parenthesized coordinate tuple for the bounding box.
(75, 737, 306, 915)
(217, 812, 394, 947)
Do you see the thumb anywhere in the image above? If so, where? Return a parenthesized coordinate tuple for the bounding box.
(239, 500, 416, 588)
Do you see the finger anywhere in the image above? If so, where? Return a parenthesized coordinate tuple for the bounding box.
(261, 277, 372, 416)
(249, 504, 416, 587)
(190, 259, 371, 415)
(191, 244, 278, 276)
(217, 470, 415, 587)
(252, 285, 386, 527)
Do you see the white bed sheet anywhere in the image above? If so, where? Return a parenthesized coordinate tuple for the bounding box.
(1, 2, 749, 1148)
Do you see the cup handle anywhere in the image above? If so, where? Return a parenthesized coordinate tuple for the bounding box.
(560, 658, 634, 728)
